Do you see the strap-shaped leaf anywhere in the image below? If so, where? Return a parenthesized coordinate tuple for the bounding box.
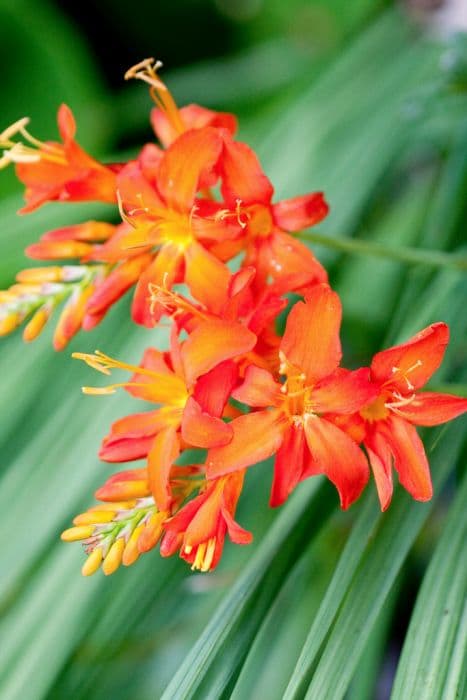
(391, 470, 467, 699)
(285, 422, 463, 700)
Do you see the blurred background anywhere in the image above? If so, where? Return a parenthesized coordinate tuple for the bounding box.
(1, 1, 466, 699)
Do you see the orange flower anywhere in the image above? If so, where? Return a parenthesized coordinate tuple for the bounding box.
(148, 265, 287, 373)
(0, 106, 118, 212)
(206, 284, 378, 509)
(74, 317, 255, 508)
(214, 134, 329, 292)
(348, 323, 467, 510)
(85, 126, 241, 327)
(160, 472, 251, 572)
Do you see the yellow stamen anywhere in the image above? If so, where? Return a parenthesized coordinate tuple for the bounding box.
(148, 281, 209, 321)
(102, 538, 125, 575)
(2, 144, 41, 164)
(0, 117, 31, 144)
(201, 537, 217, 572)
(82, 547, 103, 576)
(124, 58, 185, 135)
(72, 350, 165, 378)
(192, 542, 208, 571)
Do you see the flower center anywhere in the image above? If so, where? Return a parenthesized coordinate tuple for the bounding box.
(360, 394, 389, 422)
(246, 204, 274, 238)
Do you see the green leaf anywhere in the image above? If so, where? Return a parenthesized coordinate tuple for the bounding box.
(391, 471, 467, 699)
(292, 422, 466, 700)
(160, 479, 335, 700)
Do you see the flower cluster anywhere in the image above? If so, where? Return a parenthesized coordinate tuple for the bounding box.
(2, 59, 466, 575)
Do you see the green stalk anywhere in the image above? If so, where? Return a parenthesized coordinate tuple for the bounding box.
(298, 231, 467, 271)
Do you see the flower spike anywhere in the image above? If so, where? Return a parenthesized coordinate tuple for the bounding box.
(2, 56, 466, 579)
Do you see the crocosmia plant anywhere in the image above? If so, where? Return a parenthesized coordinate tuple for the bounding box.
(1, 58, 466, 577)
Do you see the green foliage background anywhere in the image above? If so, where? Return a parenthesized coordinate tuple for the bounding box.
(0, 1, 466, 698)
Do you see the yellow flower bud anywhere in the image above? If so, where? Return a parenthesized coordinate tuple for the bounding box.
(61, 525, 94, 542)
(102, 538, 125, 575)
(82, 548, 103, 577)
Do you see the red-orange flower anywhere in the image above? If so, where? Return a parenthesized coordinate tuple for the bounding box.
(86, 127, 240, 327)
(0, 106, 118, 212)
(214, 135, 329, 292)
(160, 472, 251, 571)
(207, 284, 378, 509)
(347, 323, 467, 510)
(149, 265, 287, 374)
(74, 318, 255, 509)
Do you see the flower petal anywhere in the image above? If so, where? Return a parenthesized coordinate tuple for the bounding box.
(371, 322, 449, 392)
(157, 127, 222, 211)
(232, 365, 282, 408)
(148, 426, 180, 510)
(222, 507, 253, 544)
(98, 436, 155, 463)
(85, 253, 153, 316)
(272, 192, 329, 231)
(270, 424, 307, 507)
(151, 103, 237, 148)
(381, 416, 432, 502)
(193, 360, 238, 417)
(102, 410, 159, 440)
(312, 368, 378, 415)
(266, 232, 328, 289)
(280, 283, 342, 384)
(206, 409, 287, 477)
(392, 392, 467, 426)
(117, 160, 163, 213)
(181, 397, 233, 448)
(219, 136, 274, 207)
(181, 319, 256, 386)
(131, 243, 183, 326)
(184, 241, 230, 314)
(57, 103, 77, 141)
(364, 428, 393, 511)
(304, 416, 369, 509)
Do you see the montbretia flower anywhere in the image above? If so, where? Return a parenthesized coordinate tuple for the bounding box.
(148, 265, 287, 374)
(0, 106, 118, 212)
(88, 127, 241, 327)
(73, 318, 255, 508)
(214, 134, 329, 292)
(207, 284, 378, 509)
(343, 323, 467, 510)
(160, 472, 251, 572)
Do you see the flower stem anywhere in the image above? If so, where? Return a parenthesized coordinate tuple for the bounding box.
(298, 231, 467, 272)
